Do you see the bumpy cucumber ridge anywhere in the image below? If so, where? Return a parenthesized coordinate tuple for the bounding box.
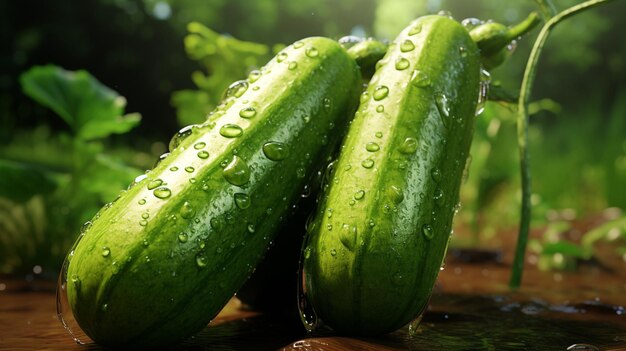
(302, 15, 481, 335)
(66, 36, 361, 348)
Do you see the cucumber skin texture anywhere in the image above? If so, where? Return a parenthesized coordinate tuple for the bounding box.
(302, 16, 480, 335)
(65, 37, 361, 349)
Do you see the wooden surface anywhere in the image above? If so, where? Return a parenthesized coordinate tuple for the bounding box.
(2, 219, 626, 350)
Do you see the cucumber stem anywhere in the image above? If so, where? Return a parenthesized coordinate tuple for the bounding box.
(509, 0, 618, 289)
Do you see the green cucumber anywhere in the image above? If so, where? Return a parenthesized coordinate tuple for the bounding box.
(301, 15, 482, 335)
(64, 36, 361, 348)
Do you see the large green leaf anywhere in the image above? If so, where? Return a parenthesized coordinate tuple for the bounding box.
(0, 159, 58, 203)
(19, 64, 141, 140)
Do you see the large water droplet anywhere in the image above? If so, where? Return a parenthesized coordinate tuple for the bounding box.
(354, 190, 365, 200)
(399, 137, 418, 154)
(101, 247, 111, 257)
(408, 24, 422, 35)
(169, 125, 195, 151)
(234, 193, 251, 209)
(389, 185, 404, 204)
(338, 35, 363, 49)
(223, 80, 249, 100)
(422, 224, 434, 240)
(361, 158, 375, 169)
(373, 86, 389, 101)
(340, 223, 357, 251)
(180, 201, 194, 219)
(178, 232, 188, 243)
(400, 39, 415, 52)
(220, 124, 243, 138)
(305, 47, 319, 58)
(476, 69, 490, 116)
(376, 105, 384, 113)
(262, 141, 288, 161)
(277, 52, 288, 63)
(248, 70, 261, 83)
(288, 61, 298, 70)
(435, 93, 451, 127)
(366, 142, 380, 152)
(196, 253, 207, 268)
(239, 107, 257, 119)
(410, 69, 431, 88)
(330, 249, 337, 256)
(185, 166, 195, 173)
(223, 155, 250, 186)
(147, 179, 163, 190)
(197, 150, 209, 159)
(395, 57, 410, 70)
(153, 187, 172, 199)
(194, 142, 206, 150)
(461, 17, 483, 30)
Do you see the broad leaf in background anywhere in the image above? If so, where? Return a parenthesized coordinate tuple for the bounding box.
(0, 159, 58, 203)
(171, 22, 272, 126)
(19, 65, 141, 140)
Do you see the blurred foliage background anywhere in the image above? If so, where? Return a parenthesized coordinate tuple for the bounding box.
(1, 0, 625, 276)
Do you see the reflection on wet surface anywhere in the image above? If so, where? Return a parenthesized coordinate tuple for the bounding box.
(1, 236, 625, 350)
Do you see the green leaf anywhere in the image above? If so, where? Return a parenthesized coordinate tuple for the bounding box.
(170, 90, 212, 126)
(0, 159, 58, 202)
(19, 64, 141, 140)
(79, 153, 142, 203)
(540, 241, 592, 259)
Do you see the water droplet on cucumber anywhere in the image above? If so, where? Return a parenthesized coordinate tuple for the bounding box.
(399, 137, 418, 154)
(147, 179, 163, 190)
(395, 57, 410, 70)
(373, 85, 389, 100)
(277, 52, 288, 62)
(410, 69, 431, 87)
(239, 107, 257, 119)
(223, 80, 249, 100)
(153, 187, 172, 199)
(223, 155, 250, 186)
(219, 124, 243, 138)
(196, 253, 207, 268)
(197, 150, 209, 159)
(366, 142, 380, 152)
(262, 141, 288, 161)
(422, 224, 434, 240)
(361, 158, 375, 169)
(305, 47, 319, 58)
(234, 193, 251, 209)
(101, 247, 111, 257)
(400, 39, 415, 52)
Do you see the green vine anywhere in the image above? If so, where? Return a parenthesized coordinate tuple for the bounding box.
(510, 0, 619, 289)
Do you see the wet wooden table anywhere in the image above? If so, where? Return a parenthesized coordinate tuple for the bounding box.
(2, 219, 626, 350)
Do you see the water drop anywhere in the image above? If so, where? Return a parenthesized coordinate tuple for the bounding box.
(366, 142, 380, 152)
(180, 201, 194, 219)
(223, 155, 250, 186)
(408, 24, 422, 35)
(395, 57, 410, 70)
(431, 168, 442, 182)
(262, 141, 288, 161)
(196, 253, 207, 268)
(354, 190, 365, 200)
(293, 41, 304, 49)
(102, 247, 111, 257)
(305, 47, 319, 58)
(147, 179, 163, 190)
(248, 70, 261, 83)
(304, 246, 312, 259)
(476, 69, 490, 116)
(223, 80, 249, 100)
(435, 93, 451, 127)
(170, 166, 179, 171)
(400, 39, 415, 52)
(169, 125, 194, 151)
(141, 213, 149, 220)
(153, 187, 172, 199)
(234, 193, 251, 209)
(277, 52, 288, 63)
(327, 224, 333, 231)
(459, 46, 468, 58)
(422, 224, 434, 240)
(373, 86, 389, 101)
(153, 153, 170, 168)
(389, 185, 404, 204)
(194, 142, 206, 150)
(461, 18, 483, 30)
(185, 166, 195, 173)
(239, 107, 257, 119)
(410, 69, 431, 88)
(197, 150, 209, 159)
(323, 97, 332, 112)
(376, 105, 384, 113)
(247, 224, 255, 233)
(178, 233, 188, 243)
(330, 249, 337, 256)
(399, 137, 418, 154)
(288, 61, 298, 70)
(361, 158, 374, 169)
(219, 124, 243, 138)
(138, 199, 146, 205)
(360, 92, 370, 103)
(296, 168, 306, 179)
(375, 132, 383, 138)
(340, 224, 357, 251)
